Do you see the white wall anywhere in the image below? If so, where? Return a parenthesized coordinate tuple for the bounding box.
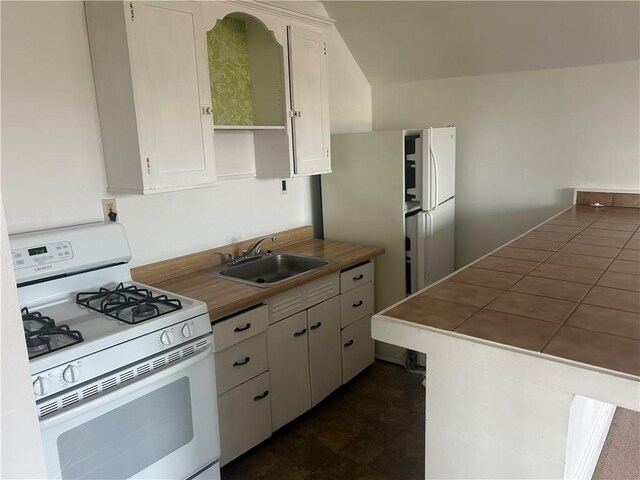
(0, 1, 371, 267)
(373, 61, 640, 267)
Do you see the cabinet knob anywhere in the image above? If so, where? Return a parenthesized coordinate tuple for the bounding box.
(353, 274, 364, 281)
(344, 339, 354, 348)
(234, 323, 252, 333)
(352, 300, 363, 308)
(310, 322, 322, 330)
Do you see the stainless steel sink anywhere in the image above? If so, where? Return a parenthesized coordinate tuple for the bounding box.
(202, 254, 334, 287)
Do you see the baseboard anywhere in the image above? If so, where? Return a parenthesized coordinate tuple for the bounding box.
(374, 353, 404, 366)
(566, 400, 616, 480)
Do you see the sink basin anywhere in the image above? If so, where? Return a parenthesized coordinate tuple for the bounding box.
(203, 254, 334, 287)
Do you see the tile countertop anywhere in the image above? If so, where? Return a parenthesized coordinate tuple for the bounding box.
(146, 239, 384, 321)
(381, 204, 640, 378)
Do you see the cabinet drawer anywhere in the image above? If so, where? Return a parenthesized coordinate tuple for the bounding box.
(341, 315, 374, 384)
(211, 305, 268, 352)
(340, 262, 373, 293)
(218, 371, 272, 466)
(215, 332, 268, 395)
(267, 273, 339, 324)
(340, 282, 374, 328)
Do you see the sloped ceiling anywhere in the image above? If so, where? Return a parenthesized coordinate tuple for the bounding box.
(322, 1, 640, 85)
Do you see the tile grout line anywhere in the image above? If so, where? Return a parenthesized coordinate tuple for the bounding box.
(536, 210, 617, 352)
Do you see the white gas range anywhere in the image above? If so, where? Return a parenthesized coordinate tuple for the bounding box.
(10, 222, 221, 480)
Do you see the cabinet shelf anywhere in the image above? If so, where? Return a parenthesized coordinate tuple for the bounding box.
(214, 125, 286, 131)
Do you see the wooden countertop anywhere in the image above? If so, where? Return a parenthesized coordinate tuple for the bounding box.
(138, 237, 383, 321)
(378, 204, 640, 378)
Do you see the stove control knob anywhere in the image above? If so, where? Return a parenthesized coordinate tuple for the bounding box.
(63, 365, 80, 384)
(160, 330, 173, 346)
(181, 323, 193, 339)
(33, 376, 49, 396)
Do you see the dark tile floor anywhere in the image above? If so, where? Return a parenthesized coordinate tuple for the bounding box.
(221, 361, 425, 480)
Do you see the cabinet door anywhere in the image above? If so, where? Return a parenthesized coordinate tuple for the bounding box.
(307, 297, 341, 406)
(218, 371, 271, 466)
(287, 25, 330, 175)
(267, 311, 311, 430)
(341, 315, 374, 384)
(130, 1, 215, 190)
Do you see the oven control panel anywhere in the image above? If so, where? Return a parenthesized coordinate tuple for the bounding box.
(12, 240, 74, 270)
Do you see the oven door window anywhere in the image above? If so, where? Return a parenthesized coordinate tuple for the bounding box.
(57, 377, 193, 480)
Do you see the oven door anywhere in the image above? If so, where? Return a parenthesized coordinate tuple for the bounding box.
(39, 346, 219, 480)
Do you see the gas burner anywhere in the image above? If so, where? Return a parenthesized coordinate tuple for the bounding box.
(76, 283, 182, 324)
(21, 307, 84, 359)
(76, 283, 151, 313)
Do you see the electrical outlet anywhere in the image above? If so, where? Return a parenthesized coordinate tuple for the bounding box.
(102, 198, 118, 222)
(280, 179, 288, 194)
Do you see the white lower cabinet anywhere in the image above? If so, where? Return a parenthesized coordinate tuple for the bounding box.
(267, 311, 312, 430)
(217, 371, 271, 466)
(339, 262, 376, 383)
(215, 265, 376, 461)
(308, 296, 342, 406)
(341, 315, 374, 384)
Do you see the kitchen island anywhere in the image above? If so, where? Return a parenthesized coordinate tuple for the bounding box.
(373, 194, 640, 479)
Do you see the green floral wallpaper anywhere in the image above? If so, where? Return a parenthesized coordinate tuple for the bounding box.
(207, 17, 255, 125)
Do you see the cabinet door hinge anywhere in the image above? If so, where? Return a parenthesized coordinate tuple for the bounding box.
(146, 157, 151, 174)
(130, 2, 134, 21)
(323, 42, 327, 55)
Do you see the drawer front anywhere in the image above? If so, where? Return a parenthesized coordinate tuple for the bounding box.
(340, 282, 374, 329)
(211, 305, 268, 352)
(267, 273, 339, 324)
(218, 371, 272, 466)
(215, 332, 268, 394)
(340, 261, 373, 293)
(341, 315, 374, 384)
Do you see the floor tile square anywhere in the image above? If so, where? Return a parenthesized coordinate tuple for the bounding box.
(529, 263, 602, 284)
(486, 291, 576, 323)
(455, 309, 558, 351)
(474, 255, 539, 274)
(449, 267, 523, 290)
(566, 304, 640, 340)
(570, 234, 628, 248)
(385, 296, 479, 331)
(597, 271, 640, 292)
(618, 249, 640, 262)
(583, 286, 640, 313)
(543, 326, 640, 376)
(421, 281, 503, 308)
(535, 224, 585, 235)
(509, 236, 566, 252)
(607, 260, 640, 276)
(545, 252, 611, 270)
(509, 276, 590, 302)
(558, 243, 620, 259)
(582, 228, 634, 239)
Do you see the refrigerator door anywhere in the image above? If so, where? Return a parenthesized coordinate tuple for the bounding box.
(416, 198, 455, 289)
(421, 127, 456, 210)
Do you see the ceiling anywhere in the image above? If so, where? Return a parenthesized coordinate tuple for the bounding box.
(321, 1, 640, 85)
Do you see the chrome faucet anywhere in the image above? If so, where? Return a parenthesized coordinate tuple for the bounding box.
(242, 235, 277, 259)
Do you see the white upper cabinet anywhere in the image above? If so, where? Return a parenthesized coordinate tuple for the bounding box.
(203, 3, 332, 178)
(288, 26, 331, 175)
(86, 1, 216, 194)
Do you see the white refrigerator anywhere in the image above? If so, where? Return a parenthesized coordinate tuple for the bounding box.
(405, 126, 456, 292)
(322, 127, 456, 362)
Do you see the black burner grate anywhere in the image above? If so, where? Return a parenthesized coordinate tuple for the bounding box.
(76, 283, 182, 324)
(22, 307, 84, 359)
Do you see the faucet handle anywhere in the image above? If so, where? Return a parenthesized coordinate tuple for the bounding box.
(221, 251, 236, 265)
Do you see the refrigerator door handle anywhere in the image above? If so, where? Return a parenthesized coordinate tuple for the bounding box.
(425, 211, 433, 283)
(430, 139, 439, 209)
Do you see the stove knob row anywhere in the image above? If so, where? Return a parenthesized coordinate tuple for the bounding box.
(160, 330, 174, 346)
(181, 323, 193, 339)
(33, 376, 49, 396)
(62, 364, 80, 384)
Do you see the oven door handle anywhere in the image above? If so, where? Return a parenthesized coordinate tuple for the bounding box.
(39, 344, 214, 429)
